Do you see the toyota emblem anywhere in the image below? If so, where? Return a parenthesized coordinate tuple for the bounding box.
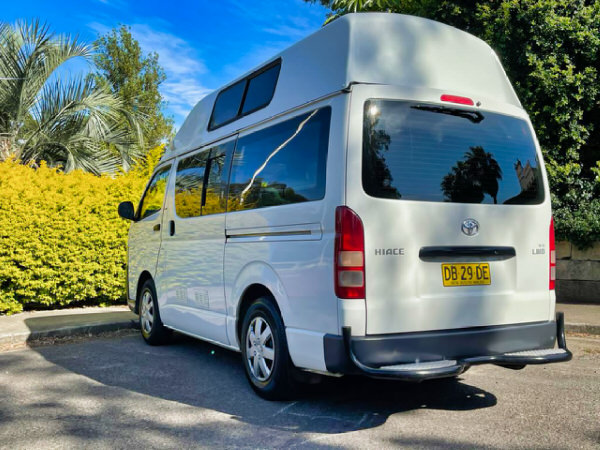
(462, 219, 479, 236)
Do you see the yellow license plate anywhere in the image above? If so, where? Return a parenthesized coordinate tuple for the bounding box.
(441, 263, 491, 287)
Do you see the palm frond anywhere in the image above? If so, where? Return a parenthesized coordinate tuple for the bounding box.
(0, 20, 93, 131)
(0, 19, 144, 173)
(24, 75, 143, 173)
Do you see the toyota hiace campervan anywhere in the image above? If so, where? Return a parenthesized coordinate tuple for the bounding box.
(118, 13, 571, 400)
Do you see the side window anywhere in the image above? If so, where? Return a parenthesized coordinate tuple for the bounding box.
(208, 80, 245, 130)
(228, 107, 331, 212)
(209, 60, 281, 131)
(241, 64, 281, 115)
(175, 152, 208, 218)
(138, 165, 171, 220)
(203, 141, 235, 216)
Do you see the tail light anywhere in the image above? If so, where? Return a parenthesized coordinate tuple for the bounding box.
(549, 217, 556, 290)
(334, 206, 365, 299)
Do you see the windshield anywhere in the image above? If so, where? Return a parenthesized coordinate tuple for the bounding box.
(362, 100, 544, 205)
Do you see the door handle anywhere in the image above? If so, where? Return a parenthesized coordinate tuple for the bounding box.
(153, 224, 161, 232)
(169, 220, 175, 236)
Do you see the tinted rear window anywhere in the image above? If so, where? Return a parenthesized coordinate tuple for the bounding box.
(362, 100, 544, 205)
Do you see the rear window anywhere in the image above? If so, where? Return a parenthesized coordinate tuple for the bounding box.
(362, 100, 544, 205)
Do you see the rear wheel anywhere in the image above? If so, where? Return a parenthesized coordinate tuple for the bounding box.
(139, 279, 171, 345)
(241, 297, 298, 400)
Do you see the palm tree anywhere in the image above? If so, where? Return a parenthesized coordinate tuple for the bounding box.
(0, 20, 143, 174)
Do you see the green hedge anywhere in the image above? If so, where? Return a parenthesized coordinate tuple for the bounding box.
(0, 149, 160, 315)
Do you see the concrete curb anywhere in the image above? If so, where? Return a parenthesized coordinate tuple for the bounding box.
(0, 319, 139, 346)
(565, 323, 600, 336)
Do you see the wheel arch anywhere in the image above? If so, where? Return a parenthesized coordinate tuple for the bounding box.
(135, 270, 154, 314)
(228, 261, 291, 348)
(236, 283, 284, 348)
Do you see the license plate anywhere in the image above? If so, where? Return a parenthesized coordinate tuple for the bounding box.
(441, 263, 491, 287)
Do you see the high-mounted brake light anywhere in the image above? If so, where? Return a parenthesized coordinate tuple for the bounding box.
(334, 206, 365, 299)
(549, 217, 556, 290)
(440, 94, 474, 106)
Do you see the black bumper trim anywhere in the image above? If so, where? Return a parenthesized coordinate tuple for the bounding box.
(325, 313, 572, 380)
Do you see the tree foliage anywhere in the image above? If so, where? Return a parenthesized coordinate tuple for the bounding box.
(305, 0, 600, 247)
(0, 20, 144, 174)
(91, 25, 174, 155)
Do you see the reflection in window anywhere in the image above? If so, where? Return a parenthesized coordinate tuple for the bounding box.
(138, 166, 171, 220)
(202, 141, 234, 216)
(362, 100, 544, 205)
(175, 152, 208, 218)
(441, 146, 502, 204)
(228, 107, 331, 211)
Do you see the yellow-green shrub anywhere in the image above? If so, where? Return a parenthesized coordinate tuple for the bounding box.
(0, 148, 162, 315)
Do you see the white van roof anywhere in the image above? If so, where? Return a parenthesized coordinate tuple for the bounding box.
(169, 13, 520, 159)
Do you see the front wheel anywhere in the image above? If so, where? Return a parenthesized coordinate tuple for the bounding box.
(138, 279, 171, 345)
(241, 297, 298, 400)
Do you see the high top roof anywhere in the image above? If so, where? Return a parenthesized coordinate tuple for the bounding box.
(169, 13, 520, 159)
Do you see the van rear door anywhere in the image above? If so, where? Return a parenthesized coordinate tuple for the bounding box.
(346, 87, 553, 335)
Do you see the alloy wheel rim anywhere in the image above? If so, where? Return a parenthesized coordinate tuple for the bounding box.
(246, 316, 275, 382)
(140, 290, 154, 335)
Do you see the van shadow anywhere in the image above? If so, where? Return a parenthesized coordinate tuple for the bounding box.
(32, 333, 497, 435)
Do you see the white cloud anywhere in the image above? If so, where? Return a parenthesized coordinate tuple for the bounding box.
(262, 24, 310, 39)
(88, 21, 211, 128)
(93, 0, 127, 9)
(162, 78, 212, 108)
(129, 24, 207, 76)
(262, 12, 319, 39)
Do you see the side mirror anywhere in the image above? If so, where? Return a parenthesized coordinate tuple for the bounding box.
(118, 201, 136, 221)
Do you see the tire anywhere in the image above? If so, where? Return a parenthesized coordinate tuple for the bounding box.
(138, 278, 171, 345)
(240, 297, 298, 400)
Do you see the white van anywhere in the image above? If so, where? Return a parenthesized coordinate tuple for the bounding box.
(118, 13, 571, 400)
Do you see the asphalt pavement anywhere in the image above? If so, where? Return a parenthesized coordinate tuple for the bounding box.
(0, 332, 598, 449)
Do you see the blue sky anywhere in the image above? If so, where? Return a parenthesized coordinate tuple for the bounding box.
(2, 0, 329, 128)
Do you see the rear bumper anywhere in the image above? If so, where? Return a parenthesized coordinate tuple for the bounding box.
(323, 313, 572, 380)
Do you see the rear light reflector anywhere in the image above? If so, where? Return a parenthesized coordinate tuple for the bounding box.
(334, 206, 365, 299)
(440, 94, 474, 106)
(549, 217, 556, 290)
(338, 271, 364, 287)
